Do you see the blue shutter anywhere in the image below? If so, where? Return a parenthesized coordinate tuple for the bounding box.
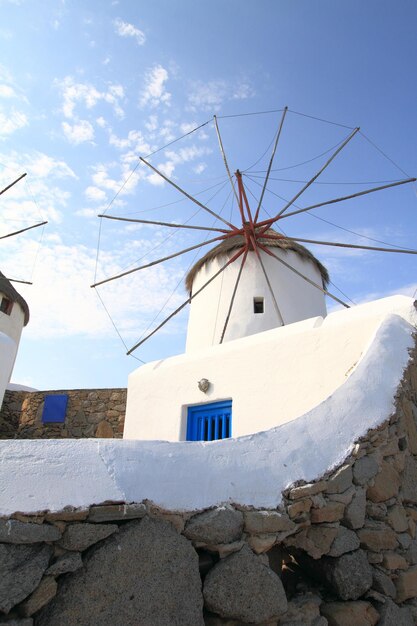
(42, 394, 69, 424)
(186, 400, 232, 441)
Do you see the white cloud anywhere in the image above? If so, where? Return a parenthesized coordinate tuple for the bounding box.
(85, 186, 107, 202)
(140, 65, 171, 108)
(57, 76, 125, 120)
(96, 116, 107, 128)
(0, 84, 15, 98)
(114, 18, 146, 45)
(109, 128, 151, 153)
(193, 163, 207, 174)
(188, 78, 255, 111)
(0, 150, 75, 227)
(0, 108, 28, 136)
(62, 119, 94, 144)
(75, 208, 99, 218)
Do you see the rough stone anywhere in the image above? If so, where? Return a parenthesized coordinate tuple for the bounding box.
(321, 601, 379, 625)
(45, 508, 88, 522)
(395, 565, 417, 602)
(327, 486, 355, 505)
(406, 539, 417, 564)
(328, 526, 360, 557)
(289, 482, 326, 500)
(402, 397, 417, 454)
(88, 503, 146, 523)
(46, 552, 83, 576)
(20, 577, 57, 617)
(382, 552, 408, 570)
(353, 455, 379, 486)
(357, 526, 398, 551)
(3, 620, 34, 625)
(401, 456, 417, 504)
(95, 420, 114, 437)
(288, 499, 312, 519)
(247, 533, 277, 554)
(325, 465, 353, 495)
(58, 523, 118, 551)
(387, 505, 409, 533)
(375, 597, 414, 625)
(203, 545, 287, 623)
(285, 526, 338, 560)
(367, 462, 401, 503)
(366, 502, 387, 521)
(244, 510, 295, 534)
(0, 543, 52, 614)
(372, 569, 397, 598)
(311, 502, 345, 524)
(343, 487, 366, 529)
(279, 593, 322, 625)
(302, 550, 372, 600)
(0, 520, 61, 544)
(37, 518, 204, 626)
(184, 506, 243, 545)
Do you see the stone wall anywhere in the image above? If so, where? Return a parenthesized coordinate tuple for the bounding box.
(1, 344, 417, 624)
(0, 388, 126, 439)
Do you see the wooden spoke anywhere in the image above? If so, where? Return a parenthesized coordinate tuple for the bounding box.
(257, 242, 350, 308)
(98, 214, 228, 233)
(91, 234, 227, 288)
(140, 157, 239, 232)
(127, 246, 245, 355)
(254, 106, 288, 222)
(0, 221, 48, 240)
(220, 248, 249, 343)
(256, 127, 360, 234)
(0, 172, 27, 197)
(287, 236, 417, 255)
(280, 178, 417, 220)
(0, 277, 32, 285)
(214, 115, 240, 206)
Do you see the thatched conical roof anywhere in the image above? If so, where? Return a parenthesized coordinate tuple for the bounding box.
(185, 230, 329, 293)
(0, 271, 29, 325)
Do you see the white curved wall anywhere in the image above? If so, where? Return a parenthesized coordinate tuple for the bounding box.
(124, 296, 417, 442)
(0, 331, 18, 408)
(0, 312, 413, 515)
(0, 291, 25, 345)
(185, 249, 327, 353)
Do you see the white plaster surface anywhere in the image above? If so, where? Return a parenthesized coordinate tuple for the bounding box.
(186, 249, 326, 352)
(0, 312, 414, 515)
(0, 331, 17, 408)
(0, 292, 25, 345)
(124, 296, 417, 441)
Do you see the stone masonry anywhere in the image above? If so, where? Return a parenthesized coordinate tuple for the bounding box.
(1, 340, 417, 624)
(0, 388, 126, 439)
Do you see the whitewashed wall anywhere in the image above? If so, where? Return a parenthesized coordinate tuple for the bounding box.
(124, 296, 417, 442)
(0, 331, 18, 408)
(185, 249, 327, 353)
(0, 292, 25, 345)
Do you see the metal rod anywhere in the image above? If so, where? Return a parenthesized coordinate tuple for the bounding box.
(140, 157, 239, 232)
(219, 248, 249, 343)
(0, 172, 27, 197)
(127, 246, 245, 354)
(257, 242, 349, 308)
(213, 115, 240, 205)
(250, 235, 285, 325)
(98, 214, 228, 233)
(254, 106, 288, 222)
(91, 234, 226, 288)
(280, 177, 417, 220)
(0, 221, 48, 240)
(256, 127, 360, 235)
(287, 236, 417, 255)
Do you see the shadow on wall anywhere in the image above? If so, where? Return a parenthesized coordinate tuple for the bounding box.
(0, 388, 126, 439)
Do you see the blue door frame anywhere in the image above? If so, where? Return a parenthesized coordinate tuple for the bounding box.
(186, 400, 232, 441)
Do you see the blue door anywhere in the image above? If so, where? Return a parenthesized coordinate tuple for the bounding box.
(186, 400, 232, 441)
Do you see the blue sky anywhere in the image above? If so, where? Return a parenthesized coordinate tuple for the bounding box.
(0, 0, 416, 390)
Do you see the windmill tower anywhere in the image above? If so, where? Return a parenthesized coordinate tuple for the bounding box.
(0, 272, 29, 407)
(185, 229, 328, 353)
